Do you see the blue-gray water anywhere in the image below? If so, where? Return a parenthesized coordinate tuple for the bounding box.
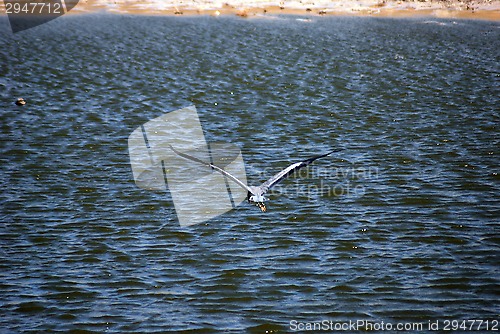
(1, 14, 499, 333)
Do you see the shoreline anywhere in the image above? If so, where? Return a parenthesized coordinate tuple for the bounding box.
(1, 0, 499, 21)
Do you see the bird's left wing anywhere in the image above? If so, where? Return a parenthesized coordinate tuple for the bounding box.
(169, 145, 252, 194)
(258, 149, 342, 195)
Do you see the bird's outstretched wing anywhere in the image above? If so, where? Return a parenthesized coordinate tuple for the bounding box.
(257, 149, 342, 195)
(168, 145, 253, 194)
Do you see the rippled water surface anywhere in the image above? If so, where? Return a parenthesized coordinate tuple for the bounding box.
(1, 14, 499, 332)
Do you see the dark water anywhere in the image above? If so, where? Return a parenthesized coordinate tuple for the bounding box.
(1, 14, 499, 333)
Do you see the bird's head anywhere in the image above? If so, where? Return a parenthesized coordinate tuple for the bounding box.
(248, 194, 267, 203)
(248, 193, 268, 212)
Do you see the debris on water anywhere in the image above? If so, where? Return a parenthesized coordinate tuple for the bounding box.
(15, 98, 26, 106)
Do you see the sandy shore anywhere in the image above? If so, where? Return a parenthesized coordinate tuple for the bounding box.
(2, 0, 500, 20)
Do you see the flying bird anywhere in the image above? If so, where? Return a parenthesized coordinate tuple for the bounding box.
(169, 145, 341, 212)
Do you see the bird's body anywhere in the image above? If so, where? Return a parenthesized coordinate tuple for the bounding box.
(169, 145, 341, 212)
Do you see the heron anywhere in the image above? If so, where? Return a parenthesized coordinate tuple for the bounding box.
(169, 145, 341, 212)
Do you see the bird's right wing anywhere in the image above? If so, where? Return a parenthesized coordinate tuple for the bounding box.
(258, 149, 342, 195)
(169, 145, 253, 194)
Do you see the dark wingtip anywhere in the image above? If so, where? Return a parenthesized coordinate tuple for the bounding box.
(326, 148, 343, 155)
(306, 148, 343, 163)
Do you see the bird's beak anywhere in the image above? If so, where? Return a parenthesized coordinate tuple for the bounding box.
(258, 203, 267, 212)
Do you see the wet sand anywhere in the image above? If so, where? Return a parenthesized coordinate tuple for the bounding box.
(1, 0, 499, 20)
